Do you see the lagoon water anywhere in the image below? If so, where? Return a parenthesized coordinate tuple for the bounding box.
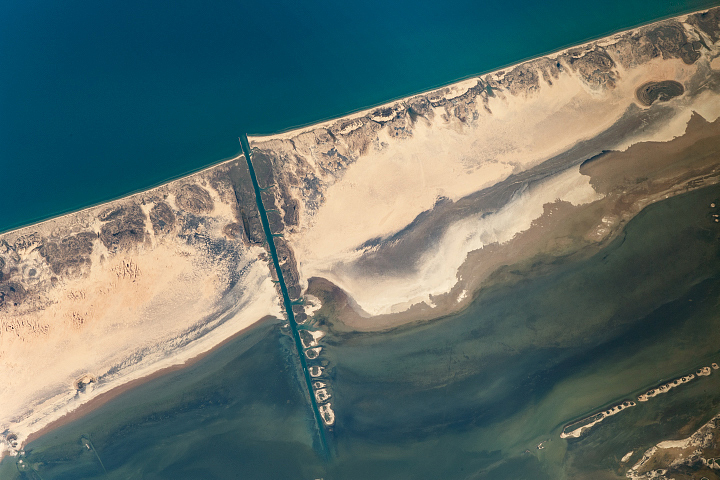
(3, 1, 720, 478)
(2, 177, 720, 479)
(1, 0, 719, 232)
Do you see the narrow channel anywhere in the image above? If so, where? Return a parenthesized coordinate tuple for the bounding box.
(238, 134, 329, 456)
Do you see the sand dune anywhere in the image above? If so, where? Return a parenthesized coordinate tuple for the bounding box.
(0, 161, 281, 457)
(249, 8, 720, 322)
(3, 4, 720, 459)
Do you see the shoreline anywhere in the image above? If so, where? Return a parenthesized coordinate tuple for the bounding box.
(2, 2, 719, 471)
(3, 6, 714, 238)
(247, 4, 715, 142)
(0, 149, 245, 237)
(0, 154, 283, 461)
(6, 315, 277, 462)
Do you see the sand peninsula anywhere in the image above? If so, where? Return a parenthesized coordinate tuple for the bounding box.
(0, 157, 282, 458)
(248, 7, 720, 333)
(626, 409, 720, 478)
(3, 4, 720, 464)
(561, 364, 719, 440)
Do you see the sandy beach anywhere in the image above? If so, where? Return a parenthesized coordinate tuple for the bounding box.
(2, 4, 720, 466)
(249, 6, 720, 331)
(0, 159, 282, 458)
(21, 314, 276, 449)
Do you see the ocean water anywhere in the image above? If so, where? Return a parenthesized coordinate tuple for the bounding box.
(2, 181, 719, 479)
(1, 0, 719, 233)
(3, 1, 720, 478)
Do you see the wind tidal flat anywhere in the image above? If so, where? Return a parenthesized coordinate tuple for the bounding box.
(3, 5, 720, 478)
(0, 156, 283, 458)
(249, 7, 720, 332)
(307, 183, 720, 479)
(3, 182, 719, 478)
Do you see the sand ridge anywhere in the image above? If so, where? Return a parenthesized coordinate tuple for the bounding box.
(2, 4, 720, 462)
(249, 7, 720, 324)
(0, 162, 282, 457)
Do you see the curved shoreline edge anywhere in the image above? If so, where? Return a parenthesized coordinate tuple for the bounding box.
(0, 1, 720, 470)
(561, 364, 719, 440)
(1, 6, 716, 242)
(0, 154, 284, 459)
(246, 5, 720, 329)
(0, 151, 245, 238)
(20, 315, 277, 451)
(247, 5, 716, 143)
(3, 6, 715, 239)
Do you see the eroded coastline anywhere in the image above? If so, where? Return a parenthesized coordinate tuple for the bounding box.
(248, 7, 720, 335)
(2, 5, 720, 471)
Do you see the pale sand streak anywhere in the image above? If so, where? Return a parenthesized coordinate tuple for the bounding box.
(0, 167, 282, 458)
(250, 9, 719, 318)
(321, 166, 602, 316)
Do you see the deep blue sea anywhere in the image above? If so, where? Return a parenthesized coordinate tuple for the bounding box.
(1, 0, 718, 232)
(2, 2, 720, 479)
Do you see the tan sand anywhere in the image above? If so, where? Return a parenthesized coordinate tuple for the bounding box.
(22, 315, 274, 447)
(0, 163, 282, 458)
(627, 411, 720, 478)
(307, 113, 720, 332)
(250, 9, 720, 326)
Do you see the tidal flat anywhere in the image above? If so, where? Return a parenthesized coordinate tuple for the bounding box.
(3, 5, 720, 479)
(0, 321, 328, 480)
(312, 184, 720, 479)
(4, 179, 719, 479)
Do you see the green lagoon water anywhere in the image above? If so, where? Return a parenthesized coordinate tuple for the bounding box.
(3, 1, 720, 478)
(3, 181, 719, 479)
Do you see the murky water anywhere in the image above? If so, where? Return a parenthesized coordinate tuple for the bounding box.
(3, 184, 718, 479)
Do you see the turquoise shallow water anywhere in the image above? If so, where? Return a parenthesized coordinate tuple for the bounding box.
(3, 2, 720, 478)
(1, 0, 719, 232)
(2, 180, 719, 479)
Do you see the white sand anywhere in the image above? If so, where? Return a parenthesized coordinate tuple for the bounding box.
(305, 347, 322, 359)
(627, 412, 720, 478)
(319, 403, 335, 426)
(638, 374, 695, 402)
(301, 330, 325, 348)
(253, 17, 717, 320)
(560, 401, 635, 439)
(309, 366, 324, 377)
(316, 166, 602, 316)
(303, 294, 323, 317)
(0, 172, 282, 457)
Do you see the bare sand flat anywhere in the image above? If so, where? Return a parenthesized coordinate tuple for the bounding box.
(250, 7, 720, 328)
(3, 4, 720, 463)
(626, 411, 720, 479)
(0, 159, 282, 457)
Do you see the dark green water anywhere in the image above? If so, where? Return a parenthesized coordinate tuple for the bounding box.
(4, 4, 720, 477)
(3, 185, 718, 478)
(239, 134, 329, 455)
(2, 0, 719, 233)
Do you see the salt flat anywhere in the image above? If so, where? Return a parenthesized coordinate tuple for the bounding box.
(250, 8, 720, 327)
